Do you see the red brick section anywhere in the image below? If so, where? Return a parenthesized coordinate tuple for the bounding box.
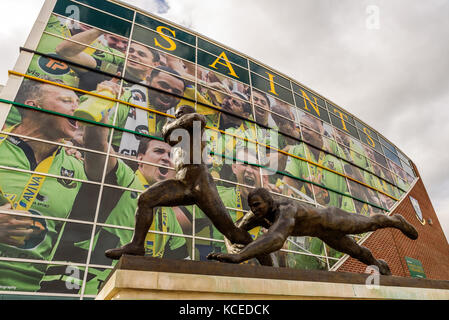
(338, 163, 449, 280)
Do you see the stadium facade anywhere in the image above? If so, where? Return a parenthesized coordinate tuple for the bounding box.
(0, 0, 448, 300)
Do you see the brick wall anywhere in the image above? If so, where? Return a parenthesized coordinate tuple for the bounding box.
(338, 164, 449, 280)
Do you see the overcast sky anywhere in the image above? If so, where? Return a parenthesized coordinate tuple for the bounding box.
(0, 0, 448, 241)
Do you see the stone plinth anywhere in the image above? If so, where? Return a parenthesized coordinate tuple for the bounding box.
(96, 256, 449, 300)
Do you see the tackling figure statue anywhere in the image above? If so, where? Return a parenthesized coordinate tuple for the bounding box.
(208, 187, 418, 275)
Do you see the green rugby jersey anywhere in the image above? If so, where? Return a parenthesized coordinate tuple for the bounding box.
(10, 15, 125, 129)
(27, 15, 79, 87)
(285, 144, 354, 211)
(284, 143, 309, 180)
(287, 237, 327, 270)
(287, 238, 327, 270)
(0, 134, 86, 292)
(111, 87, 170, 152)
(101, 160, 185, 254)
(347, 139, 370, 169)
(28, 14, 125, 86)
(205, 114, 257, 178)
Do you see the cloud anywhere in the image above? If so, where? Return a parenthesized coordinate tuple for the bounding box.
(154, 0, 169, 14)
(127, 0, 169, 14)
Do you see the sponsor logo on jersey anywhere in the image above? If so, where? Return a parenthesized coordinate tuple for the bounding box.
(38, 54, 70, 76)
(134, 125, 149, 139)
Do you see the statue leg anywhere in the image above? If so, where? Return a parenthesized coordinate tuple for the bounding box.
(195, 192, 254, 247)
(322, 235, 392, 275)
(192, 173, 254, 246)
(105, 179, 194, 260)
(323, 208, 418, 240)
(195, 185, 275, 263)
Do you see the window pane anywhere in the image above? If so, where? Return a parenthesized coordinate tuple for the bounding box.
(133, 25, 195, 62)
(198, 50, 249, 84)
(136, 13, 196, 46)
(53, 0, 132, 37)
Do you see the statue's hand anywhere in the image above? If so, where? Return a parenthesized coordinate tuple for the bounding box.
(224, 237, 244, 254)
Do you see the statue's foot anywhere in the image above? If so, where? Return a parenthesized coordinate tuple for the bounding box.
(105, 243, 145, 260)
(393, 214, 418, 240)
(377, 259, 392, 276)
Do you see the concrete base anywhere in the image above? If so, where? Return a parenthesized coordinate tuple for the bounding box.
(97, 256, 449, 300)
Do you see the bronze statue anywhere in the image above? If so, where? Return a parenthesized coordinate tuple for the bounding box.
(105, 106, 271, 264)
(208, 188, 418, 275)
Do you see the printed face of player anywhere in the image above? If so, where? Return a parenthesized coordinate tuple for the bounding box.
(253, 91, 270, 125)
(363, 145, 376, 162)
(301, 116, 324, 148)
(30, 84, 80, 139)
(221, 96, 251, 127)
(281, 119, 299, 137)
(249, 194, 270, 217)
(138, 140, 174, 184)
(158, 54, 168, 67)
(273, 108, 300, 139)
(335, 130, 351, 147)
(222, 96, 248, 115)
(104, 34, 128, 53)
(232, 150, 261, 198)
(127, 43, 157, 78)
(148, 72, 185, 112)
(167, 55, 188, 75)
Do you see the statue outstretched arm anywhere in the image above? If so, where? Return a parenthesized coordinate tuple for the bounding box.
(237, 212, 295, 261)
(224, 211, 263, 254)
(209, 207, 296, 263)
(236, 211, 268, 231)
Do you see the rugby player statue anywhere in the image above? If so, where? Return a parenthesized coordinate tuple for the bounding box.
(105, 105, 273, 265)
(208, 187, 418, 275)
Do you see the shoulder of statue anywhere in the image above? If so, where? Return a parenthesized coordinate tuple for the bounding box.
(278, 201, 297, 216)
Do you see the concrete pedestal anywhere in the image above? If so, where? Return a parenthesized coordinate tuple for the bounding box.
(97, 256, 449, 300)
